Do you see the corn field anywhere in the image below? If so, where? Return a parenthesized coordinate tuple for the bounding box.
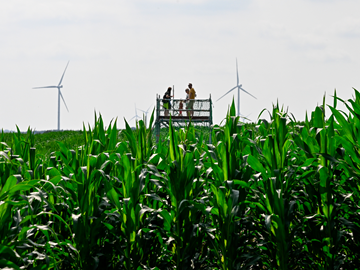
(1, 90, 360, 269)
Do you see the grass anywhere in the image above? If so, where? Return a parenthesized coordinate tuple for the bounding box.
(1, 130, 85, 158)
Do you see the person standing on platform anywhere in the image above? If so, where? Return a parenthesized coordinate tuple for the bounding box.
(163, 87, 172, 117)
(185, 88, 189, 100)
(187, 83, 196, 117)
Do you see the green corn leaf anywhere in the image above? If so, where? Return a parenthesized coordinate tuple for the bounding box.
(159, 209, 172, 231)
(247, 155, 267, 176)
(0, 175, 18, 198)
(0, 259, 21, 270)
(233, 180, 250, 189)
(105, 182, 121, 210)
(328, 106, 354, 144)
(230, 98, 236, 117)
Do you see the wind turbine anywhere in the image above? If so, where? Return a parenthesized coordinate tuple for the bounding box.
(33, 61, 70, 131)
(129, 104, 141, 125)
(216, 58, 256, 118)
(138, 105, 152, 126)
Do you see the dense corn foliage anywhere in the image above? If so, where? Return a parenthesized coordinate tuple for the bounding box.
(1, 91, 360, 269)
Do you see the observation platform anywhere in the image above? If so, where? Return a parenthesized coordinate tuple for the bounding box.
(155, 95, 213, 142)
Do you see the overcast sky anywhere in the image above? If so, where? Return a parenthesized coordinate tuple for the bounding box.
(1, 0, 360, 131)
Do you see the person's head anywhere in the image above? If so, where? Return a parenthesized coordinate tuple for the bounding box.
(185, 89, 189, 93)
(167, 87, 172, 93)
(188, 83, 192, 88)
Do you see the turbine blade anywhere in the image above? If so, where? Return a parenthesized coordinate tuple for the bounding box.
(216, 86, 237, 102)
(129, 116, 136, 121)
(146, 105, 152, 113)
(240, 87, 257, 99)
(33, 86, 57, 89)
(243, 114, 252, 120)
(59, 90, 69, 112)
(236, 58, 239, 86)
(242, 116, 251, 121)
(58, 61, 70, 86)
(131, 114, 141, 120)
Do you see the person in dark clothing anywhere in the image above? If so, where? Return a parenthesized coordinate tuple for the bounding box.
(163, 87, 173, 116)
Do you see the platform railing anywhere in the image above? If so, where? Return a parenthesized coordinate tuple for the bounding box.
(156, 98, 212, 119)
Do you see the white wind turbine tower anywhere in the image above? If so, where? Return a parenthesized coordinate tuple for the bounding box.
(217, 59, 256, 118)
(129, 104, 141, 125)
(33, 61, 70, 131)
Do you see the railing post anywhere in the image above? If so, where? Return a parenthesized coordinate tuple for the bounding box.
(209, 95, 213, 143)
(156, 95, 160, 143)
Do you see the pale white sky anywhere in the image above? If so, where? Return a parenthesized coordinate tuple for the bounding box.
(1, 0, 359, 130)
